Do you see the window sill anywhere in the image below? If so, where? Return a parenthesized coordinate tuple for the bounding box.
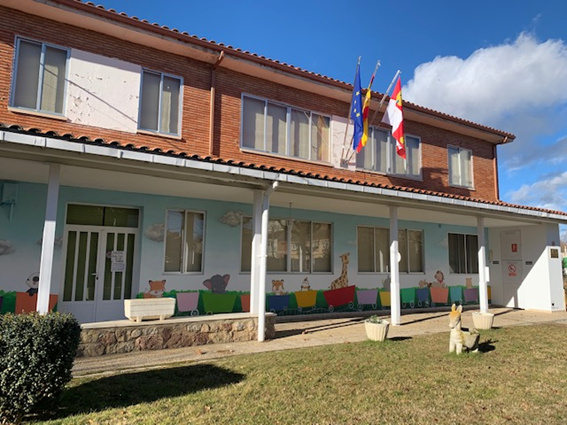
(356, 167, 423, 182)
(449, 183, 475, 191)
(240, 147, 333, 168)
(8, 106, 68, 122)
(137, 129, 183, 141)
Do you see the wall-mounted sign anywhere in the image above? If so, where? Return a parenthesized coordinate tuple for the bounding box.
(511, 243, 518, 253)
(550, 248, 559, 259)
(507, 263, 517, 277)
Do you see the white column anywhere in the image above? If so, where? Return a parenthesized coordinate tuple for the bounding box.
(250, 190, 262, 315)
(37, 164, 61, 314)
(477, 216, 489, 313)
(257, 192, 270, 341)
(389, 205, 401, 326)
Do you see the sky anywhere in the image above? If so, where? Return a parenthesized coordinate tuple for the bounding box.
(99, 0, 567, 237)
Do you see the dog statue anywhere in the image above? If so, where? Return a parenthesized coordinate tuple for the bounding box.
(448, 304, 479, 354)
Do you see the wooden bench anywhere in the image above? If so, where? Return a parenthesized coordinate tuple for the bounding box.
(124, 298, 176, 322)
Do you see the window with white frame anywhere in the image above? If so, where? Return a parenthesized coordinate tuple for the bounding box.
(356, 127, 421, 178)
(448, 233, 478, 274)
(241, 96, 331, 162)
(139, 70, 182, 135)
(448, 146, 473, 188)
(164, 210, 204, 273)
(11, 38, 68, 115)
(357, 226, 424, 273)
(241, 217, 332, 272)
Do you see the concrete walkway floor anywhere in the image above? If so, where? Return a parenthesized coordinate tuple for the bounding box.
(73, 307, 567, 377)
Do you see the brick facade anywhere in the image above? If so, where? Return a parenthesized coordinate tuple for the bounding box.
(0, 6, 499, 201)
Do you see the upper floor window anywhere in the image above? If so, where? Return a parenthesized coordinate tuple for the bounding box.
(241, 96, 330, 162)
(139, 70, 182, 136)
(241, 217, 332, 273)
(11, 38, 68, 115)
(448, 146, 473, 188)
(357, 226, 424, 273)
(164, 210, 204, 273)
(448, 233, 478, 274)
(356, 128, 421, 178)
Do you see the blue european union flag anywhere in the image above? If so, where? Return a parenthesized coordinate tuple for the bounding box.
(350, 64, 363, 152)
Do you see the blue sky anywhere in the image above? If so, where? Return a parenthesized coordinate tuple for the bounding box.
(100, 1, 567, 231)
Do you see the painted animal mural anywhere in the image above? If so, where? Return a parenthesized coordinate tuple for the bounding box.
(25, 272, 40, 296)
(465, 277, 473, 288)
(330, 252, 350, 290)
(144, 280, 166, 298)
(448, 304, 479, 354)
(301, 277, 311, 291)
(271, 279, 285, 295)
(203, 274, 230, 294)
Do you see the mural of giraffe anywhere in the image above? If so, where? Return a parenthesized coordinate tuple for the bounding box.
(330, 252, 350, 290)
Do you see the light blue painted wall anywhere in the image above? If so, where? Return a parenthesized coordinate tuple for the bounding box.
(0, 179, 487, 297)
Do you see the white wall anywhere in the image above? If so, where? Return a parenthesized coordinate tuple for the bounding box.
(67, 49, 141, 133)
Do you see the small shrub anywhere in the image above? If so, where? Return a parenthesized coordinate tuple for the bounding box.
(0, 312, 81, 424)
(365, 315, 385, 324)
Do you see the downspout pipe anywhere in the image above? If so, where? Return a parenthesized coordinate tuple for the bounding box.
(209, 51, 225, 156)
(258, 181, 278, 342)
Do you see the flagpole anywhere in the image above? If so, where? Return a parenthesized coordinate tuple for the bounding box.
(369, 69, 401, 126)
(340, 56, 361, 165)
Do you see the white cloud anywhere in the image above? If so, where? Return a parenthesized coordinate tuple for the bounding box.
(404, 33, 567, 125)
(506, 171, 567, 211)
(144, 223, 164, 242)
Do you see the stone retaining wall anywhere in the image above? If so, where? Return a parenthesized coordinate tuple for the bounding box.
(78, 314, 276, 357)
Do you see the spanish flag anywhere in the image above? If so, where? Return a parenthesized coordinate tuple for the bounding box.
(382, 77, 406, 159)
(358, 72, 375, 153)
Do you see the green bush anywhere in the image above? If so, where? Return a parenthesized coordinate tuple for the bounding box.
(0, 312, 81, 424)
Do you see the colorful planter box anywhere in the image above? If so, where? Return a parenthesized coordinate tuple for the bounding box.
(356, 289, 378, 310)
(202, 293, 237, 314)
(294, 290, 317, 309)
(430, 287, 449, 305)
(449, 286, 463, 304)
(323, 285, 356, 311)
(416, 287, 430, 307)
(401, 288, 416, 308)
(268, 294, 290, 312)
(379, 291, 391, 308)
(464, 287, 479, 303)
(176, 292, 200, 316)
(240, 294, 251, 312)
(14, 292, 58, 314)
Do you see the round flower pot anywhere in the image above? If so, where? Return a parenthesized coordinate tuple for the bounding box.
(365, 320, 390, 342)
(472, 311, 494, 330)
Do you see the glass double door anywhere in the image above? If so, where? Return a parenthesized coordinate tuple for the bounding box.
(61, 226, 138, 323)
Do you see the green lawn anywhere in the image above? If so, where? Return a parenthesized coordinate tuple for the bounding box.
(30, 323, 567, 424)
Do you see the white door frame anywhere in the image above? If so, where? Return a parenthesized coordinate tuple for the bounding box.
(60, 224, 140, 323)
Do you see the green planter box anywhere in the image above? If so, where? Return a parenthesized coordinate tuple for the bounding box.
(202, 293, 238, 314)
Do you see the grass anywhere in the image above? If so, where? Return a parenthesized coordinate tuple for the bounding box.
(29, 323, 567, 425)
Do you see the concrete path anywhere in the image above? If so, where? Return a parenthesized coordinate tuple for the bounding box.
(73, 307, 567, 377)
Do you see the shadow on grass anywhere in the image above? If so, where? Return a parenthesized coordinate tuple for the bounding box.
(389, 336, 412, 342)
(479, 339, 497, 353)
(38, 364, 244, 421)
